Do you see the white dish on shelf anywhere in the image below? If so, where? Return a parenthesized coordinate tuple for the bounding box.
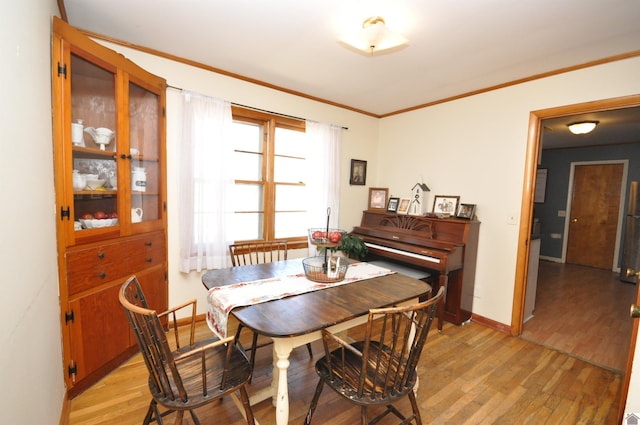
(85, 179, 106, 190)
(79, 218, 118, 229)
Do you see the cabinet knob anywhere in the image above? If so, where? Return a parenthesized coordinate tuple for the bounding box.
(146, 258, 153, 263)
(97, 252, 105, 259)
(631, 304, 640, 319)
(99, 272, 106, 279)
(146, 241, 153, 246)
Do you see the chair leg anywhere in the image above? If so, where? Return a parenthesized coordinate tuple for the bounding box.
(174, 410, 184, 425)
(239, 385, 256, 425)
(408, 390, 422, 425)
(247, 331, 259, 383)
(305, 342, 313, 358)
(360, 406, 367, 425)
(304, 379, 325, 425)
(144, 400, 160, 425)
(188, 409, 201, 425)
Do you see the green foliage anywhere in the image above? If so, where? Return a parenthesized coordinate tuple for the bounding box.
(339, 234, 368, 260)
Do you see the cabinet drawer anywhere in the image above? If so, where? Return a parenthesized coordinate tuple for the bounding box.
(67, 232, 166, 296)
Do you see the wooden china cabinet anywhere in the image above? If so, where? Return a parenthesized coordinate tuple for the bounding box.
(51, 17, 168, 397)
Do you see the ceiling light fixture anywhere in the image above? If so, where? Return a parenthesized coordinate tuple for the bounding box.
(339, 16, 408, 56)
(567, 121, 599, 135)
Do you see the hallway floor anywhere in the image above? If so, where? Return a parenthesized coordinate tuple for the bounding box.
(521, 261, 637, 372)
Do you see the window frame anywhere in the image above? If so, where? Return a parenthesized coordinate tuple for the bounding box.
(231, 106, 308, 249)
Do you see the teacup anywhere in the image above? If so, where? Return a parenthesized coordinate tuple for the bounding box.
(131, 208, 143, 223)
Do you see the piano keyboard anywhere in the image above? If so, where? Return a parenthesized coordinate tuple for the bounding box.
(364, 242, 441, 264)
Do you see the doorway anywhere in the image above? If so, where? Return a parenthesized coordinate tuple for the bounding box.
(512, 95, 640, 420)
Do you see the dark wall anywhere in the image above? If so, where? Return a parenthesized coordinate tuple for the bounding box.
(535, 143, 640, 263)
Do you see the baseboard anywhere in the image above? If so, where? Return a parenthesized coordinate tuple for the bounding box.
(471, 313, 512, 334)
(539, 255, 563, 263)
(59, 391, 70, 425)
(174, 313, 207, 327)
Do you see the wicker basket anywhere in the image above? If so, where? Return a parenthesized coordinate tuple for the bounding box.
(302, 256, 349, 283)
(308, 228, 346, 247)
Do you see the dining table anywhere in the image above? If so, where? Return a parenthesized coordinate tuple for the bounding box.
(202, 258, 432, 425)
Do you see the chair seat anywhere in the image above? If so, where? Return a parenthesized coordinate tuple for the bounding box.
(151, 338, 252, 410)
(315, 341, 415, 406)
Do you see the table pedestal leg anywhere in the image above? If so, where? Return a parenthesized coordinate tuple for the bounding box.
(272, 339, 293, 425)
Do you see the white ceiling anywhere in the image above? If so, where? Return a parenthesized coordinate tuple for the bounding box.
(62, 0, 640, 147)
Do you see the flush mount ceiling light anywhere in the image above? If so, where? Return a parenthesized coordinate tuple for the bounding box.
(567, 121, 599, 135)
(339, 16, 408, 56)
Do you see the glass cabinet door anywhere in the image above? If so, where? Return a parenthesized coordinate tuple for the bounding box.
(128, 80, 162, 225)
(70, 53, 120, 236)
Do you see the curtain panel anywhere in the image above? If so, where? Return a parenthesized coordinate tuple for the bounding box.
(179, 92, 234, 272)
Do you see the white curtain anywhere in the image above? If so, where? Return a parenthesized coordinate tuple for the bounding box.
(179, 91, 234, 272)
(306, 121, 342, 255)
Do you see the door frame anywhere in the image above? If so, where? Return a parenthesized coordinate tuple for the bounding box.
(561, 160, 628, 270)
(511, 94, 640, 421)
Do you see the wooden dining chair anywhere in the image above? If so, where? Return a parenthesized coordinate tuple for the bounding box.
(228, 240, 313, 380)
(119, 276, 255, 425)
(228, 240, 289, 266)
(304, 286, 445, 425)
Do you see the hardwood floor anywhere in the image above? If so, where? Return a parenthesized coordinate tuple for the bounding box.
(522, 260, 637, 372)
(69, 315, 622, 424)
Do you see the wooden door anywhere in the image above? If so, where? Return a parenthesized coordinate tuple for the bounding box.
(566, 163, 623, 269)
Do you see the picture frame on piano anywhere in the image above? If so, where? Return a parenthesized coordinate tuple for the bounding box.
(387, 197, 400, 212)
(368, 187, 389, 210)
(456, 203, 476, 220)
(397, 198, 411, 214)
(432, 195, 459, 216)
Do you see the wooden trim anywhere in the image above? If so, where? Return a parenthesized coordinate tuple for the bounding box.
(56, 0, 67, 22)
(75, 26, 640, 119)
(470, 313, 511, 334)
(512, 94, 640, 337)
(58, 391, 70, 425)
(380, 50, 640, 118)
(77, 29, 377, 118)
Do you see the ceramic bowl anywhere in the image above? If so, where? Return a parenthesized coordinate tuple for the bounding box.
(85, 179, 106, 190)
(79, 218, 118, 229)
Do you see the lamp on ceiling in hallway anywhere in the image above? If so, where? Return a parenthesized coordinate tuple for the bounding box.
(339, 16, 408, 56)
(567, 121, 599, 135)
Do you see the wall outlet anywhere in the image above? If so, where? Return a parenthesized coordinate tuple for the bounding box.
(558, 210, 566, 217)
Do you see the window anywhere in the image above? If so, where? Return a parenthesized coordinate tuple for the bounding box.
(231, 106, 308, 247)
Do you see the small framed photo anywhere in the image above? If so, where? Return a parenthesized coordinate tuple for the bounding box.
(432, 195, 459, 215)
(397, 198, 411, 214)
(387, 197, 400, 212)
(457, 203, 476, 220)
(368, 187, 388, 210)
(350, 159, 367, 185)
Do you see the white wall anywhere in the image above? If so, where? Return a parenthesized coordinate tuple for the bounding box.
(0, 2, 65, 423)
(378, 57, 640, 326)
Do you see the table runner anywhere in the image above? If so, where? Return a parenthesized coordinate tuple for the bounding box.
(206, 261, 395, 338)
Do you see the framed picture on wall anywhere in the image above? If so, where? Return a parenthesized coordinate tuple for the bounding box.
(350, 159, 367, 185)
(368, 187, 388, 210)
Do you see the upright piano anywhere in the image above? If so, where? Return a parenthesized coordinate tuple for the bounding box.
(351, 210, 480, 329)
